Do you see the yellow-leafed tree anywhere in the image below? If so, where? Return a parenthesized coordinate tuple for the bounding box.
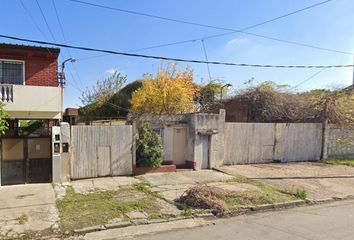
(131, 63, 197, 114)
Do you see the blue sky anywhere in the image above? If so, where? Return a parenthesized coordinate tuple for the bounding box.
(1, 0, 354, 108)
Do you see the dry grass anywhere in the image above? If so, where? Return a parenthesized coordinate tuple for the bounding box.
(179, 185, 230, 212)
(179, 180, 299, 213)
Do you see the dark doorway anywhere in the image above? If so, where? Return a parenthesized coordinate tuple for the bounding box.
(1, 137, 52, 185)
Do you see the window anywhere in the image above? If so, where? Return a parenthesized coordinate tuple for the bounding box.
(0, 60, 24, 85)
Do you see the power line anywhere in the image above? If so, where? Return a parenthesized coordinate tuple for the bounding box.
(18, 0, 54, 56)
(51, 0, 85, 89)
(68, 0, 332, 33)
(77, 39, 199, 61)
(201, 40, 212, 81)
(290, 68, 329, 90)
(1, 34, 353, 69)
(35, 0, 57, 43)
(35, 0, 82, 90)
(19, 0, 48, 40)
(67, 0, 352, 56)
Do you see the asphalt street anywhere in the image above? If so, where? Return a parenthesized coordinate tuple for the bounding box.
(134, 200, 354, 240)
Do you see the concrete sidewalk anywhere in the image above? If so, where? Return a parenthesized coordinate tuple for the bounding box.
(138, 170, 234, 201)
(71, 176, 141, 194)
(218, 162, 354, 201)
(0, 183, 58, 234)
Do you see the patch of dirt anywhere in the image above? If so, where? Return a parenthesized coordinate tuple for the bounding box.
(156, 199, 182, 216)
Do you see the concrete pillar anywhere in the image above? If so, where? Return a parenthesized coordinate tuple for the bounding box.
(52, 126, 61, 183)
(52, 123, 71, 184)
(60, 123, 71, 183)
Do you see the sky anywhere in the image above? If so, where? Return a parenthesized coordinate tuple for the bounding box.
(1, 0, 354, 108)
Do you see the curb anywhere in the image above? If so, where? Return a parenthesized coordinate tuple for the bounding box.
(72, 196, 354, 235)
(72, 215, 204, 235)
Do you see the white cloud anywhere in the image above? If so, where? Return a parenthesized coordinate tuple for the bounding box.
(105, 68, 126, 75)
(105, 68, 118, 75)
(227, 37, 251, 46)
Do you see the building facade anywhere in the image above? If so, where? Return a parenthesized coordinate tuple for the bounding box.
(0, 43, 61, 186)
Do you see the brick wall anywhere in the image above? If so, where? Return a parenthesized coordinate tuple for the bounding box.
(24, 57, 58, 86)
(0, 46, 59, 87)
(224, 101, 250, 122)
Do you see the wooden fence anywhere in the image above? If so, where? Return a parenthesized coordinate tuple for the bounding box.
(71, 125, 132, 179)
(224, 123, 323, 165)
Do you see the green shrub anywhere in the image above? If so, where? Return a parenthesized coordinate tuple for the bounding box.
(136, 123, 164, 168)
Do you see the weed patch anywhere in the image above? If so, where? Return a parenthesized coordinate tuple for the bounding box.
(280, 189, 307, 200)
(321, 159, 354, 167)
(16, 214, 28, 225)
(56, 186, 160, 232)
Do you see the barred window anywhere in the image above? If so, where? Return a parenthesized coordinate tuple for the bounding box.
(0, 60, 24, 85)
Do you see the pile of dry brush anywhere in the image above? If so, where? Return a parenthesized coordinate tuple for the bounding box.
(179, 185, 265, 213)
(221, 82, 354, 127)
(179, 185, 230, 212)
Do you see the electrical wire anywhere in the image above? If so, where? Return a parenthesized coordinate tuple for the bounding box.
(289, 67, 329, 90)
(68, 0, 333, 33)
(51, 0, 85, 89)
(18, 0, 53, 56)
(35, 0, 57, 43)
(0, 34, 352, 69)
(35, 0, 82, 90)
(201, 39, 212, 81)
(67, 0, 352, 56)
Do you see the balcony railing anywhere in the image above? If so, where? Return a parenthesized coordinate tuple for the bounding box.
(0, 84, 13, 102)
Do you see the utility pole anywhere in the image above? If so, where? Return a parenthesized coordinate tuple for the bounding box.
(59, 58, 76, 121)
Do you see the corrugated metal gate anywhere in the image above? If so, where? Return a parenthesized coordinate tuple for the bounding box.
(224, 123, 323, 165)
(1, 137, 52, 185)
(71, 126, 132, 179)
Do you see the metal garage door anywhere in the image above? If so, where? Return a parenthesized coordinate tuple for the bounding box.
(1, 137, 52, 185)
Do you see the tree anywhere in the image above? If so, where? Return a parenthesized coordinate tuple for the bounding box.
(79, 71, 127, 117)
(80, 71, 127, 106)
(0, 103, 9, 135)
(136, 123, 164, 168)
(195, 81, 228, 111)
(130, 63, 197, 114)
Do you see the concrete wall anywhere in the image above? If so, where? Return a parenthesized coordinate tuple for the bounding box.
(325, 125, 354, 159)
(224, 122, 323, 165)
(224, 123, 275, 165)
(192, 110, 225, 169)
(3, 85, 61, 119)
(274, 123, 322, 162)
(71, 126, 133, 179)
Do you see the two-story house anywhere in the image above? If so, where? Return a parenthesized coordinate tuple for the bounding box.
(0, 43, 61, 186)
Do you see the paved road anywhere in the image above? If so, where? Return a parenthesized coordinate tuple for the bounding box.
(135, 200, 354, 240)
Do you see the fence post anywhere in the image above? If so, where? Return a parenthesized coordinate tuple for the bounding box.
(60, 122, 71, 182)
(321, 99, 329, 160)
(132, 121, 137, 171)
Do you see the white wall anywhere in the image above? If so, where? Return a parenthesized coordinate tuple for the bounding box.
(71, 126, 133, 179)
(3, 85, 61, 119)
(163, 126, 173, 161)
(224, 123, 323, 165)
